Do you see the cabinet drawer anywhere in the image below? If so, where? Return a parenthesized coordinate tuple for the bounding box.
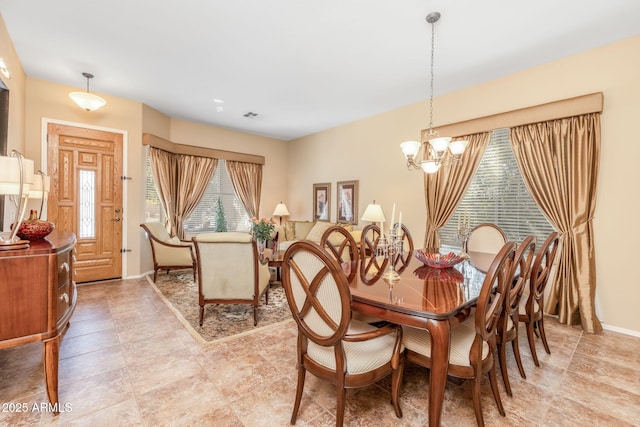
(56, 281, 71, 321)
(57, 250, 71, 287)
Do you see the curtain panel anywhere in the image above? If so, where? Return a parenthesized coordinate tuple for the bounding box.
(148, 147, 217, 239)
(510, 113, 602, 333)
(423, 132, 490, 249)
(226, 160, 263, 219)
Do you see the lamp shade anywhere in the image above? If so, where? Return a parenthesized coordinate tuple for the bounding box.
(28, 174, 50, 199)
(428, 136, 452, 154)
(421, 160, 441, 174)
(448, 139, 469, 155)
(69, 91, 107, 112)
(273, 202, 290, 217)
(360, 203, 386, 223)
(400, 140, 421, 158)
(0, 156, 34, 195)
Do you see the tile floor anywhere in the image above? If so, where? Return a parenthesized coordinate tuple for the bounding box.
(1, 275, 639, 426)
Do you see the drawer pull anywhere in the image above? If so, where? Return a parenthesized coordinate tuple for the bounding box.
(59, 293, 69, 303)
(60, 262, 70, 273)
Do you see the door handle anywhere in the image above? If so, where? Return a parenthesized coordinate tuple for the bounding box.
(112, 217, 121, 222)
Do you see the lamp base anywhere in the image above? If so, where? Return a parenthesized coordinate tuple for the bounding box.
(0, 239, 30, 250)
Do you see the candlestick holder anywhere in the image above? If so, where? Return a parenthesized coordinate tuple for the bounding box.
(456, 222, 472, 250)
(377, 229, 404, 285)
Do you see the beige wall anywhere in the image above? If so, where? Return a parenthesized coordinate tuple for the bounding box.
(289, 35, 640, 334)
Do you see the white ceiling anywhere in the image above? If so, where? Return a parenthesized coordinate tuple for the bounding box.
(1, 1, 639, 141)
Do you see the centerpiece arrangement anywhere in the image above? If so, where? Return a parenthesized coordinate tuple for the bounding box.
(251, 216, 275, 255)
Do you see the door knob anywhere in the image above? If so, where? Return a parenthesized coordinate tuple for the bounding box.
(113, 217, 121, 222)
(115, 208, 121, 213)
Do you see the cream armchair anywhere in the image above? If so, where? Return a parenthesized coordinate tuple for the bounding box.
(193, 232, 271, 326)
(140, 223, 197, 283)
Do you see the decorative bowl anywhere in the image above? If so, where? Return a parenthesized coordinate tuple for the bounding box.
(414, 265, 465, 282)
(415, 250, 469, 269)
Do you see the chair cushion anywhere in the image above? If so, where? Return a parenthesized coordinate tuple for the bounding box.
(307, 319, 399, 374)
(403, 319, 488, 367)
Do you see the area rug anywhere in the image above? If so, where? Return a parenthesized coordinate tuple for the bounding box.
(146, 271, 293, 346)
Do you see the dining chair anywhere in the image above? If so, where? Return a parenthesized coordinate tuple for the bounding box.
(140, 223, 197, 283)
(319, 225, 359, 283)
(281, 241, 404, 427)
(192, 232, 271, 326)
(465, 223, 507, 254)
(390, 223, 414, 273)
(519, 231, 560, 366)
(496, 235, 536, 397)
(403, 241, 516, 427)
(359, 224, 388, 283)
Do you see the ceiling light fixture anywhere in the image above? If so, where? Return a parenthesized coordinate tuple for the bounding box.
(400, 12, 468, 174)
(69, 72, 106, 112)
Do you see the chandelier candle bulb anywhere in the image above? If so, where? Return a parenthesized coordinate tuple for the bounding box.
(398, 212, 402, 232)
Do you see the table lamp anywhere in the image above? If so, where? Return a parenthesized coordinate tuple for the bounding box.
(360, 201, 386, 234)
(273, 202, 290, 225)
(0, 150, 35, 250)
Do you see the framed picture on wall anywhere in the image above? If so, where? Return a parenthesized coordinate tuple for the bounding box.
(337, 180, 358, 224)
(313, 183, 331, 222)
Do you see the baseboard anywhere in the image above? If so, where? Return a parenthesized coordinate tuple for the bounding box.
(601, 323, 640, 338)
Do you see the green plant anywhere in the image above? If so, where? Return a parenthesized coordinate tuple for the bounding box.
(251, 216, 275, 241)
(214, 197, 227, 232)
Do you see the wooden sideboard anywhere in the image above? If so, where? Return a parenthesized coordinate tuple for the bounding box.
(0, 230, 77, 412)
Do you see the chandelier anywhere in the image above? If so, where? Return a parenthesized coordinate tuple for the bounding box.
(69, 72, 107, 112)
(400, 12, 468, 174)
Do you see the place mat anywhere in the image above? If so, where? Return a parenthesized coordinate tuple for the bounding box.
(146, 270, 293, 346)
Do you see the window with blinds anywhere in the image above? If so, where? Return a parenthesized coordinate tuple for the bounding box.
(144, 147, 251, 234)
(440, 128, 555, 249)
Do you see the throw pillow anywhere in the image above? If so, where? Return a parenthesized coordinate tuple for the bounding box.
(306, 221, 335, 244)
(284, 221, 296, 241)
(294, 221, 315, 240)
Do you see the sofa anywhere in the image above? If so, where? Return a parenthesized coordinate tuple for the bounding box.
(273, 220, 362, 252)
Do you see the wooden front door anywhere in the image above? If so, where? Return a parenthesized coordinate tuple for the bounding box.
(47, 123, 123, 283)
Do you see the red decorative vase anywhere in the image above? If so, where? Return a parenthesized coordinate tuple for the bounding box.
(16, 210, 55, 240)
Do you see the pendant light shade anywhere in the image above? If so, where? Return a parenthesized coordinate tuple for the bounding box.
(69, 72, 106, 111)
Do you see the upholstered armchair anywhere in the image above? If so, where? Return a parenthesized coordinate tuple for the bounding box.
(140, 223, 197, 283)
(192, 232, 271, 326)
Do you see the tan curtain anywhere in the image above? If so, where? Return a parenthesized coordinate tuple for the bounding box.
(226, 160, 263, 219)
(424, 132, 490, 248)
(173, 154, 218, 239)
(510, 113, 601, 333)
(149, 147, 177, 234)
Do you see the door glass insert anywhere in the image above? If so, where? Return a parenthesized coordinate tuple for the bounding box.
(79, 169, 95, 238)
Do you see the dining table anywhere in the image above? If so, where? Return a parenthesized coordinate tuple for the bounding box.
(348, 249, 497, 427)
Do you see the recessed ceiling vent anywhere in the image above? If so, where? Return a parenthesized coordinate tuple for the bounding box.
(243, 112, 259, 118)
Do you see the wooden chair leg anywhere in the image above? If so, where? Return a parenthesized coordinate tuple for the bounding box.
(488, 366, 505, 417)
(153, 268, 158, 283)
(199, 305, 205, 326)
(538, 318, 551, 355)
(512, 336, 527, 379)
(498, 342, 512, 397)
(526, 320, 540, 367)
(291, 366, 306, 424)
(390, 357, 404, 418)
(471, 376, 485, 427)
(253, 305, 258, 326)
(336, 385, 346, 427)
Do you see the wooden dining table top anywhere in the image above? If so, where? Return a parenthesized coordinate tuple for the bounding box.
(348, 250, 495, 320)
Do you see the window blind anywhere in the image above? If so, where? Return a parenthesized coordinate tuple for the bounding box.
(440, 128, 555, 248)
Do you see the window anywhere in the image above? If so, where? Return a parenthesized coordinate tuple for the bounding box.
(144, 146, 162, 223)
(440, 128, 554, 249)
(144, 147, 251, 234)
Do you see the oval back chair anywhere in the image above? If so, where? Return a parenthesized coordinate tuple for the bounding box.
(497, 235, 536, 396)
(359, 224, 388, 284)
(281, 241, 404, 427)
(390, 223, 414, 274)
(403, 241, 516, 427)
(465, 223, 507, 254)
(519, 231, 560, 366)
(319, 225, 359, 283)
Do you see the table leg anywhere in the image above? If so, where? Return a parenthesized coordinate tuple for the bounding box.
(43, 336, 60, 414)
(425, 319, 450, 427)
